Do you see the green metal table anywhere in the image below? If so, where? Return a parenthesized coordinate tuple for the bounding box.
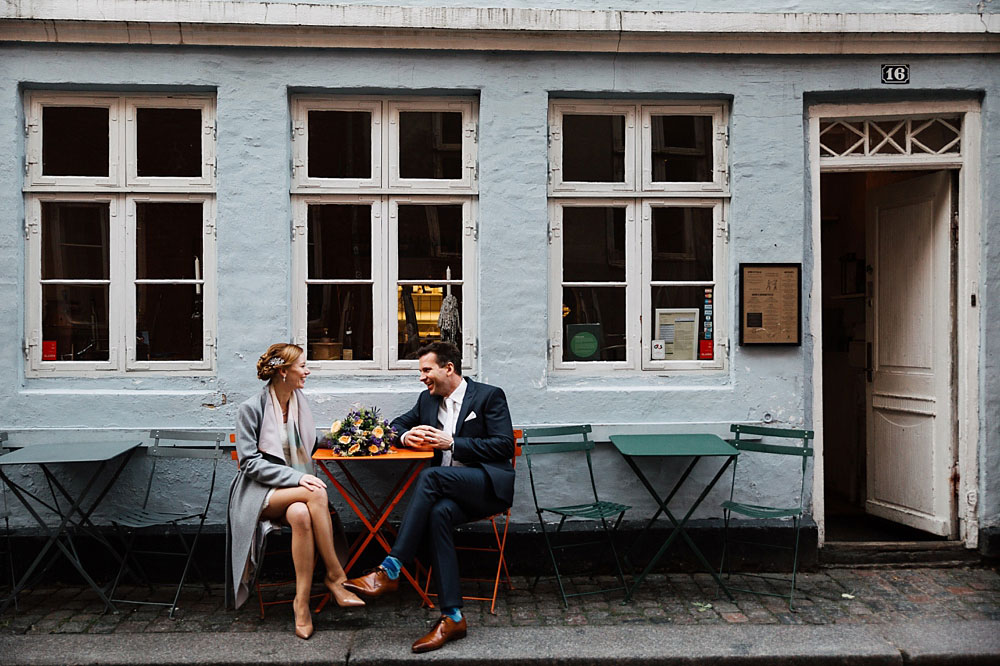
(0, 440, 141, 613)
(609, 433, 738, 602)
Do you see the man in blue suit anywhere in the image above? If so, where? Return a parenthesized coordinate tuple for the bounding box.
(343, 341, 515, 653)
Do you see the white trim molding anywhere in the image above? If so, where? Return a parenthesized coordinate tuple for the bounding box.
(2, 3, 998, 54)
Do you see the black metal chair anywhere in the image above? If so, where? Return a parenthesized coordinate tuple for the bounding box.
(521, 425, 630, 607)
(719, 423, 815, 610)
(107, 430, 227, 617)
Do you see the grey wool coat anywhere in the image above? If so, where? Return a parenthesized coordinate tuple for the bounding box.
(225, 386, 316, 610)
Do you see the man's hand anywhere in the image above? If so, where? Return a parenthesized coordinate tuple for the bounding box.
(407, 425, 454, 450)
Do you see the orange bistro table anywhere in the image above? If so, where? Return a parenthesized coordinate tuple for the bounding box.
(312, 447, 434, 607)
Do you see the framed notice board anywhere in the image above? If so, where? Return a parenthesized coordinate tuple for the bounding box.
(739, 263, 801, 345)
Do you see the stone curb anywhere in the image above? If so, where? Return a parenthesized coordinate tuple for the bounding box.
(3, 621, 998, 665)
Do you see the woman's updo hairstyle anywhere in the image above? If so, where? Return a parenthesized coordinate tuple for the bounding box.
(256, 343, 303, 381)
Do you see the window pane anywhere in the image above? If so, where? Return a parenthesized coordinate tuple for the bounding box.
(561, 286, 625, 362)
(307, 205, 372, 280)
(650, 207, 714, 282)
(307, 284, 373, 361)
(398, 111, 463, 179)
(650, 285, 715, 361)
(562, 207, 626, 282)
(561, 114, 625, 182)
(308, 110, 371, 179)
(397, 204, 463, 280)
(650, 115, 714, 182)
(136, 108, 202, 177)
(41, 202, 109, 280)
(42, 106, 109, 177)
(397, 284, 462, 360)
(42, 284, 109, 361)
(136, 202, 203, 279)
(136, 284, 203, 361)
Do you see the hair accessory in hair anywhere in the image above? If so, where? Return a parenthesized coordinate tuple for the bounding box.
(268, 356, 283, 367)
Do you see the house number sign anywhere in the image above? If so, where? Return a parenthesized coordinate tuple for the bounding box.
(881, 64, 910, 85)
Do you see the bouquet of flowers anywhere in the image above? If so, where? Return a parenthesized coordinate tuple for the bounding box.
(319, 406, 398, 456)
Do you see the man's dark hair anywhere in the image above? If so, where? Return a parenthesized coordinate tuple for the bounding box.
(417, 341, 462, 376)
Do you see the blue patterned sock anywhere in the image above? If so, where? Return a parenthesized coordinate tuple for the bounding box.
(380, 556, 401, 580)
(442, 606, 463, 622)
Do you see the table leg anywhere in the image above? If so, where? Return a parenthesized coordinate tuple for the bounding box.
(316, 459, 434, 608)
(0, 461, 121, 614)
(622, 454, 737, 602)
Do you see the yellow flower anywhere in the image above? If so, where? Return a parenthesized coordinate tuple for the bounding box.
(368, 445, 379, 453)
(330, 420, 342, 433)
(338, 435, 351, 445)
(348, 443, 360, 454)
(353, 419, 363, 426)
(372, 426, 384, 438)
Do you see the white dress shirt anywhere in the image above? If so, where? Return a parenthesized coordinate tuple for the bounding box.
(438, 378, 467, 467)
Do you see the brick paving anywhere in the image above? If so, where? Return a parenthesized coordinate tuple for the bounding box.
(2, 565, 998, 635)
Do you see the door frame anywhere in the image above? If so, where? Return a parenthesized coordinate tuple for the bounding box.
(808, 100, 982, 548)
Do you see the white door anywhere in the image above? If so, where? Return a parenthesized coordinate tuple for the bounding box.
(865, 171, 956, 537)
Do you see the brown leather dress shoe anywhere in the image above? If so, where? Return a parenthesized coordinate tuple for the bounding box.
(342, 567, 399, 598)
(411, 616, 467, 653)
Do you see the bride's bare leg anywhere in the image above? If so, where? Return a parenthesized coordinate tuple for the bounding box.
(262, 487, 363, 607)
(285, 502, 314, 638)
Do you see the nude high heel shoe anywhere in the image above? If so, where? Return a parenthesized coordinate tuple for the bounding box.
(293, 598, 314, 640)
(326, 576, 366, 608)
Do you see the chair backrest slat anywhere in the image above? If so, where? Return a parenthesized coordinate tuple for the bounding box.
(731, 424, 813, 440)
(149, 430, 227, 444)
(520, 424, 591, 438)
(728, 440, 813, 457)
(522, 440, 594, 456)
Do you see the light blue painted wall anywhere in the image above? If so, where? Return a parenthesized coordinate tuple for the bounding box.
(0, 43, 996, 536)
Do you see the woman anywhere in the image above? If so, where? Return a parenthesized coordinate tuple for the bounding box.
(226, 343, 363, 639)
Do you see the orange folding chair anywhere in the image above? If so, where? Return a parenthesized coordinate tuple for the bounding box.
(423, 429, 522, 614)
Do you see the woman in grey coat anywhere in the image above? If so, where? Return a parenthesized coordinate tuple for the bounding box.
(226, 343, 363, 639)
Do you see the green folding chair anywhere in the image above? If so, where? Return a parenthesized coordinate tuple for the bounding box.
(108, 430, 227, 618)
(521, 425, 630, 607)
(719, 423, 814, 610)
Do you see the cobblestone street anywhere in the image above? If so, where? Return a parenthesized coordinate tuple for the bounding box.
(3, 566, 998, 636)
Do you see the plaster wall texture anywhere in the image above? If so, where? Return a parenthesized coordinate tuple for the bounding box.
(0, 45, 996, 537)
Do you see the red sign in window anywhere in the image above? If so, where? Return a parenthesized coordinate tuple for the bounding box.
(42, 340, 57, 361)
(698, 339, 714, 360)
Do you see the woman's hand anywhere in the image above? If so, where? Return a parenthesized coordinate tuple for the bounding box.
(298, 473, 327, 493)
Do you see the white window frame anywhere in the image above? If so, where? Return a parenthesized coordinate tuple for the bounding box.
(640, 104, 729, 195)
(291, 194, 386, 371)
(548, 198, 639, 371)
(290, 95, 479, 373)
(25, 93, 122, 191)
(388, 196, 477, 370)
(548, 99, 729, 372)
(387, 99, 478, 193)
(125, 194, 217, 371)
(640, 199, 727, 371)
(291, 98, 383, 192)
(25, 193, 122, 374)
(125, 96, 217, 190)
(23, 92, 217, 377)
(548, 102, 637, 194)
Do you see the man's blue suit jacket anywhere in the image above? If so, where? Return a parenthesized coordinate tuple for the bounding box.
(390, 378, 515, 506)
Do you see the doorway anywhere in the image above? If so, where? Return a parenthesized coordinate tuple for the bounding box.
(820, 170, 957, 543)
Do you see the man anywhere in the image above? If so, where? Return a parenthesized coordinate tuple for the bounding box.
(343, 341, 514, 653)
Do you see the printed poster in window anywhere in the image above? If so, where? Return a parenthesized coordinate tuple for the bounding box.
(740, 263, 801, 345)
(652, 308, 699, 361)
